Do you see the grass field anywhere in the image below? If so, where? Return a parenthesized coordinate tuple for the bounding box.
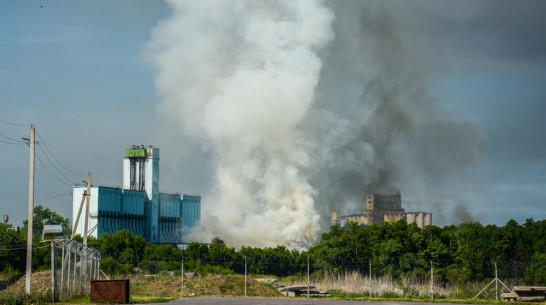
(0, 271, 542, 305)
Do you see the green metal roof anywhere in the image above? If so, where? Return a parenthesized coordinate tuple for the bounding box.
(126, 148, 146, 158)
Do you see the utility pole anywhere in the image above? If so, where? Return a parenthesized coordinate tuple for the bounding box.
(25, 125, 35, 295)
(82, 173, 91, 285)
(71, 191, 87, 239)
(83, 173, 91, 246)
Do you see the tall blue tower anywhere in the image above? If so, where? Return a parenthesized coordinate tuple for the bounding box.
(123, 145, 160, 243)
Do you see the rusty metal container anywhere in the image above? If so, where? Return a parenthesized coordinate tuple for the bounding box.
(90, 280, 130, 303)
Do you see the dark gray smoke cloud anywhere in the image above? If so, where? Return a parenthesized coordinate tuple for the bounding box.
(308, 1, 483, 225)
(149, 0, 546, 246)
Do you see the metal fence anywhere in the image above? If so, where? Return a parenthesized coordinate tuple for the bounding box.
(54, 239, 101, 300)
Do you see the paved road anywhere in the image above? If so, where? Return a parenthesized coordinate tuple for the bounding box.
(135, 297, 470, 305)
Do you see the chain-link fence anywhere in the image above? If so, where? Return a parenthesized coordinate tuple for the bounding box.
(54, 239, 101, 300)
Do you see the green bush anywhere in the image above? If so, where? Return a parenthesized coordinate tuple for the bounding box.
(0, 266, 22, 284)
(100, 257, 120, 275)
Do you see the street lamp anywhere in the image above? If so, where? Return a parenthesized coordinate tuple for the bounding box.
(42, 225, 63, 302)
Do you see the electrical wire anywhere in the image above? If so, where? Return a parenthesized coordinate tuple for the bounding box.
(0, 192, 72, 209)
(35, 154, 74, 187)
(0, 139, 25, 145)
(36, 191, 72, 203)
(36, 143, 78, 185)
(35, 130, 87, 176)
(0, 203, 21, 208)
(0, 245, 49, 251)
(0, 119, 31, 127)
(0, 131, 26, 143)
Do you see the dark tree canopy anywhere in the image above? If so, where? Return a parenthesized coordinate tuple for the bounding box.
(22, 205, 71, 236)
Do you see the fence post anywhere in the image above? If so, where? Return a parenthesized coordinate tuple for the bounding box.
(51, 240, 56, 302)
(369, 259, 372, 298)
(244, 256, 247, 297)
(60, 241, 65, 299)
(495, 263, 498, 301)
(430, 260, 434, 299)
(307, 254, 310, 299)
(96, 256, 99, 280)
(181, 253, 184, 297)
(67, 244, 72, 297)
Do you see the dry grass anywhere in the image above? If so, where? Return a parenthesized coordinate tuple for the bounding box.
(279, 271, 452, 298)
(132, 274, 281, 297)
(1, 272, 280, 304)
(2, 270, 52, 295)
(2, 271, 529, 304)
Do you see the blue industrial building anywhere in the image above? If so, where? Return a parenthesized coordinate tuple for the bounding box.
(72, 146, 201, 244)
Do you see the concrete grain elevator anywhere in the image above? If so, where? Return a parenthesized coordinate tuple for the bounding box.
(72, 145, 201, 244)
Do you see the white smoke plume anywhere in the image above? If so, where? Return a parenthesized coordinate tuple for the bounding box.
(148, 1, 482, 247)
(148, 0, 335, 248)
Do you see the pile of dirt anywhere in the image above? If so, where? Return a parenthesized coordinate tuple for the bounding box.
(2, 271, 52, 295)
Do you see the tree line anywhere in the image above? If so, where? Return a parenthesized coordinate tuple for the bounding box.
(311, 219, 545, 285)
(1, 205, 544, 286)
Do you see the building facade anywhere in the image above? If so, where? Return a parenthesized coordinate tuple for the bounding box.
(332, 192, 432, 229)
(72, 145, 200, 244)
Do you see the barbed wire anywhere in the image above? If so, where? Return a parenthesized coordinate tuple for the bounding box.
(0, 245, 50, 251)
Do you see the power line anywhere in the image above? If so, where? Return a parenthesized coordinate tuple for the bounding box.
(0, 131, 26, 143)
(0, 203, 21, 208)
(0, 139, 25, 145)
(36, 143, 78, 185)
(0, 245, 50, 251)
(0, 192, 72, 209)
(0, 119, 31, 127)
(35, 130, 86, 176)
(35, 154, 73, 187)
(36, 191, 72, 203)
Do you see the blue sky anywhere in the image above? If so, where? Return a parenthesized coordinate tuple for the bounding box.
(1, 1, 545, 235)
